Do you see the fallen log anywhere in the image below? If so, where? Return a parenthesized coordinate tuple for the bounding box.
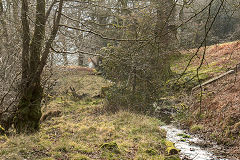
(192, 69, 235, 91)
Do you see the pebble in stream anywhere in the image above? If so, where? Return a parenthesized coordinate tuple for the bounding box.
(161, 125, 229, 160)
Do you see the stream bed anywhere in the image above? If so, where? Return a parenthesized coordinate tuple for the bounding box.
(161, 125, 229, 160)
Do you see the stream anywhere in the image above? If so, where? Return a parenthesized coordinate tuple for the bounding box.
(161, 125, 229, 160)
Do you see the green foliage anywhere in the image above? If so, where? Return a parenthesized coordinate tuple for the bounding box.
(98, 5, 180, 112)
(101, 43, 174, 112)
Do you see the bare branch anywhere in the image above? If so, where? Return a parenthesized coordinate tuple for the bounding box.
(59, 24, 148, 42)
(51, 46, 100, 56)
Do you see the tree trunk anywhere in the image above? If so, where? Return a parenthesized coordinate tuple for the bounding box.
(14, 0, 63, 133)
(14, 81, 43, 133)
(154, 0, 176, 80)
(14, 0, 46, 133)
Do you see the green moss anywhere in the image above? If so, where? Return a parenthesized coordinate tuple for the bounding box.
(179, 139, 186, 142)
(69, 153, 89, 160)
(171, 52, 227, 91)
(177, 133, 190, 138)
(0, 71, 178, 159)
(165, 141, 180, 155)
(145, 148, 158, 155)
(100, 142, 120, 154)
(164, 155, 181, 160)
(190, 124, 203, 133)
(0, 125, 5, 135)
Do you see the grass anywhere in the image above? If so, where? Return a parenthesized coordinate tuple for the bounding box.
(171, 41, 240, 89)
(190, 124, 203, 133)
(0, 70, 176, 160)
(171, 54, 224, 89)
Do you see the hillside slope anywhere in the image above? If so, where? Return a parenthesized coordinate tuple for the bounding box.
(173, 40, 240, 89)
(179, 41, 240, 159)
(193, 69, 240, 159)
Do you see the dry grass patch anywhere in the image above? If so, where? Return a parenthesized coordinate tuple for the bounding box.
(0, 70, 174, 160)
(0, 104, 168, 159)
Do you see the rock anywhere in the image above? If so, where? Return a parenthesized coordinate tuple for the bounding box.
(182, 156, 192, 160)
(164, 155, 181, 160)
(0, 125, 5, 135)
(100, 142, 120, 153)
(165, 141, 180, 155)
(145, 148, 157, 155)
(177, 133, 190, 138)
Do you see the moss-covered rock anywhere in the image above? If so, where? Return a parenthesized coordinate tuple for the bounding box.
(100, 142, 120, 154)
(165, 141, 180, 155)
(0, 125, 5, 135)
(145, 148, 157, 155)
(177, 133, 190, 138)
(164, 155, 181, 160)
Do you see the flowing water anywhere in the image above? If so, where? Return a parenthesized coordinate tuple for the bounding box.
(161, 125, 229, 160)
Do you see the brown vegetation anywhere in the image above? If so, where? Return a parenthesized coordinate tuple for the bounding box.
(188, 41, 240, 159)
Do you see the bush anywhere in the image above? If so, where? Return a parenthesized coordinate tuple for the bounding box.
(101, 43, 174, 113)
(104, 85, 155, 113)
(99, 9, 178, 113)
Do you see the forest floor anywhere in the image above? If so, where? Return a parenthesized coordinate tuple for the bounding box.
(174, 40, 240, 159)
(1, 41, 240, 160)
(0, 68, 179, 160)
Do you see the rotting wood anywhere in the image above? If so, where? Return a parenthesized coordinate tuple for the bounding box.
(192, 70, 235, 91)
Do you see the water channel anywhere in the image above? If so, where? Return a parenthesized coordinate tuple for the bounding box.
(161, 125, 230, 160)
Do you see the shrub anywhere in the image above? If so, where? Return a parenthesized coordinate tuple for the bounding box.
(101, 43, 175, 113)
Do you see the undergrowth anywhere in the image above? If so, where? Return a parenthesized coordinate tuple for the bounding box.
(0, 70, 176, 160)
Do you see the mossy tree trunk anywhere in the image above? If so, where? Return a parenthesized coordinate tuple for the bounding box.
(14, 81, 43, 133)
(154, 0, 176, 80)
(14, 0, 63, 133)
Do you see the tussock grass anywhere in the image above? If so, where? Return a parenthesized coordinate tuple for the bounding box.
(0, 71, 172, 160)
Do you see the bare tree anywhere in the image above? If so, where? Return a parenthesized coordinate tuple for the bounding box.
(13, 0, 64, 133)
